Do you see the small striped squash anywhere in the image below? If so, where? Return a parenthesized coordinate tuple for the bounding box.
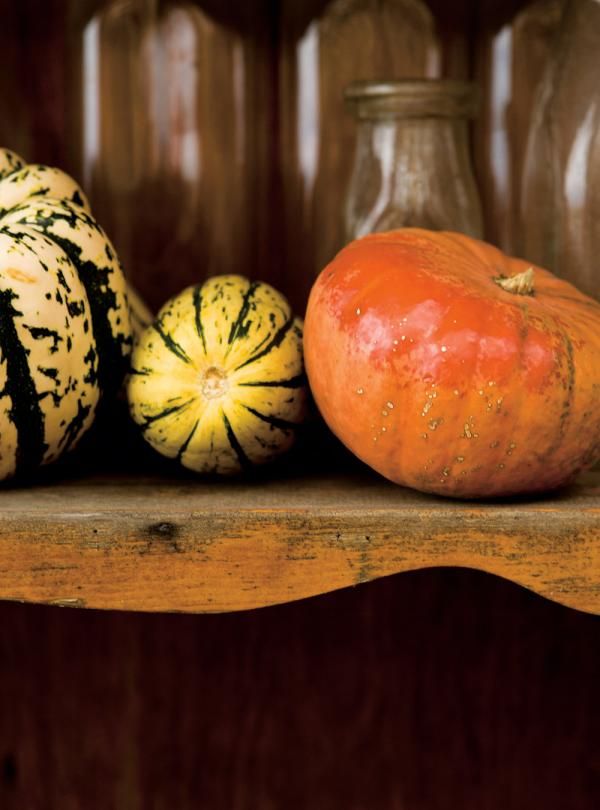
(128, 275, 307, 474)
(0, 147, 131, 480)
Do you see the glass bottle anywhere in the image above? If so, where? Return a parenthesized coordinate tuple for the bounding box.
(474, 0, 565, 254)
(520, 0, 600, 299)
(68, 0, 271, 311)
(278, 0, 441, 313)
(344, 79, 483, 241)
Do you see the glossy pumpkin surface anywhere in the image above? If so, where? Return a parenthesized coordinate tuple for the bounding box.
(128, 275, 307, 474)
(304, 228, 600, 498)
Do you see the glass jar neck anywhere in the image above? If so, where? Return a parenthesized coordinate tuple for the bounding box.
(345, 113, 482, 238)
(345, 79, 478, 122)
(353, 115, 472, 185)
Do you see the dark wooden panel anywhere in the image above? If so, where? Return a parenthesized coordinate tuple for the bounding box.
(0, 570, 598, 809)
(0, 0, 537, 315)
(0, 0, 70, 168)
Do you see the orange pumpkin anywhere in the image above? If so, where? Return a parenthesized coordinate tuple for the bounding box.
(304, 229, 600, 498)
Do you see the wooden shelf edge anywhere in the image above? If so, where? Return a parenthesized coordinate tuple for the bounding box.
(0, 470, 598, 616)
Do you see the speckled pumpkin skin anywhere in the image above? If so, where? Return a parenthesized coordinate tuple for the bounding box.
(304, 229, 600, 498)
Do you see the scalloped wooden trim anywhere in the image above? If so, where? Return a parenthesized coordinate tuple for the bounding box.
(0, 470, 598, 615)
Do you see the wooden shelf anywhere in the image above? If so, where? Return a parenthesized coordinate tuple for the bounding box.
(0, 465, 598, 616)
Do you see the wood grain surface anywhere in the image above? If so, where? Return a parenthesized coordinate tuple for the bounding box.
(0, 569, 598, 810)
(0, 468, 598, 615)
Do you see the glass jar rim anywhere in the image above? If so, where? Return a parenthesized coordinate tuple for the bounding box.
(345, 79, 479, 120)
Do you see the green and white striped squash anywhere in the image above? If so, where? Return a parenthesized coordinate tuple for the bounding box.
(0, 147, 132, 480)
(128, 275, 308, 474)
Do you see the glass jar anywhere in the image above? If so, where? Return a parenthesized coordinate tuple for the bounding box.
(520, 0, 600, 299)
(68, 0, 271, 311)
(277, 0, 441, 313)
(474, 0, 564, 253)
(344, 79, 483, 241)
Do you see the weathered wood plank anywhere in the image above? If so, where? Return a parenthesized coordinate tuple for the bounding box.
(0, 470, 597, 614)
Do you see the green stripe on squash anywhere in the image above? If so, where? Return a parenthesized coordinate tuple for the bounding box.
(128, 274, 307, 475)
(0, 146, 131, 481)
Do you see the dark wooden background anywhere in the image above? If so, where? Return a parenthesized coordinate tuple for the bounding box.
(0, 0, 541, 312)
(1, 1, 599, 807)
(0, 570, 599, 809)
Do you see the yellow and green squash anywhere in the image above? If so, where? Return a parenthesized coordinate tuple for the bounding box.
(128, 275, 307, 474)
(0, 147, 131, 480)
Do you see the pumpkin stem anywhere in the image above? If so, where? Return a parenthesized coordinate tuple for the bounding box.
(494, 267, 535, 296)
